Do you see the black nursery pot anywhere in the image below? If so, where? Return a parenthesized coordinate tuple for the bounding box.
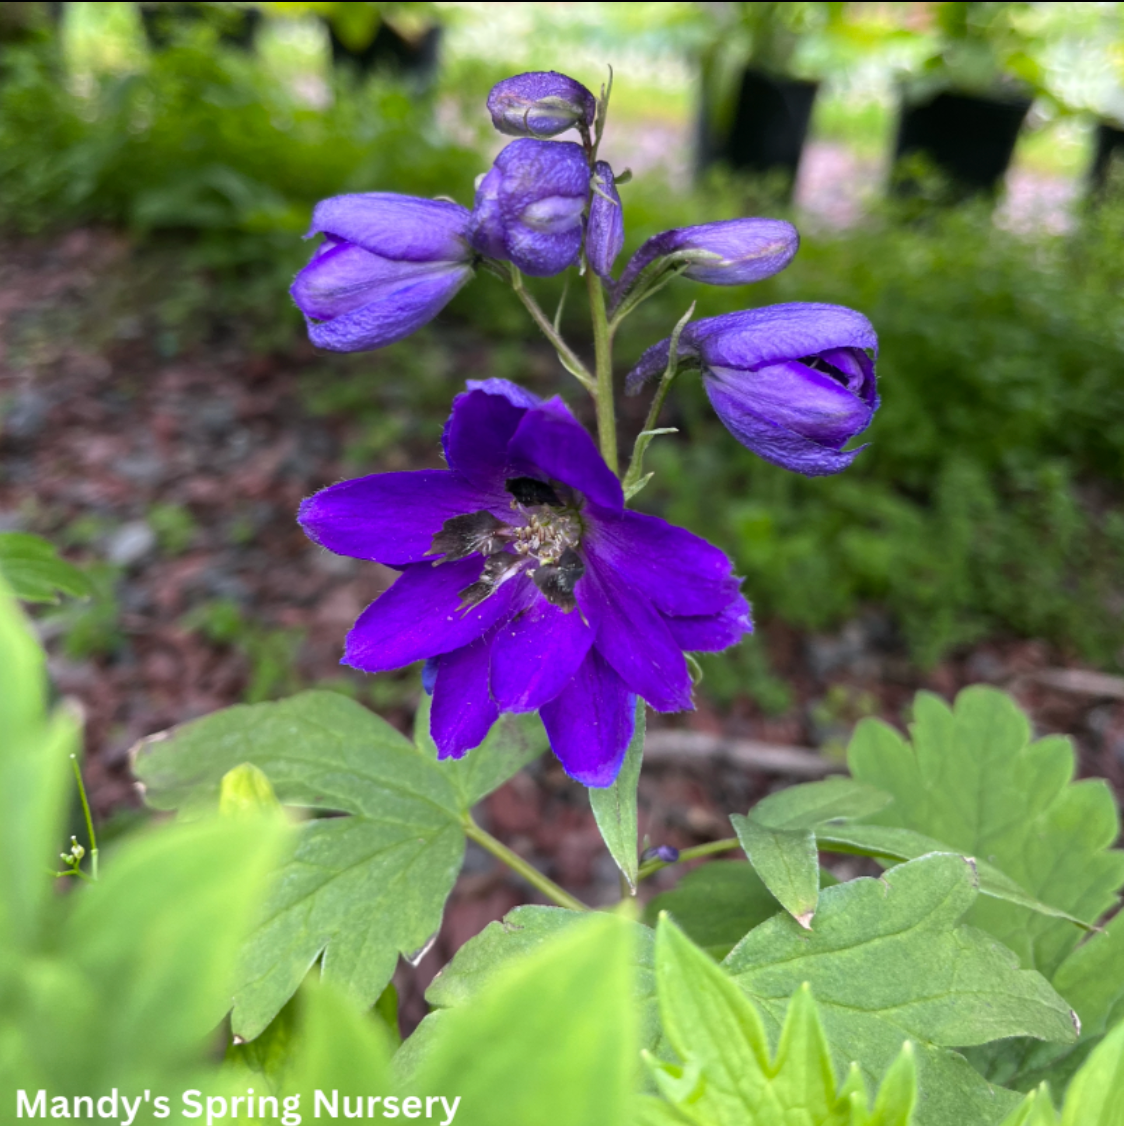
(325, 19, 441, 86)
(893, 89, 1031, 201)
(698, 67, 819, 198)
(1089, 120, 1124, 194)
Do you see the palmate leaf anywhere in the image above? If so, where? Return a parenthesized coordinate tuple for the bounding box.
(649, 915, 918, 1126)
(136, 690, 547, 1040)
(847, 687, 1124, 976)
(0, 531, 92, 604)
(724, 854, 1079, 1126)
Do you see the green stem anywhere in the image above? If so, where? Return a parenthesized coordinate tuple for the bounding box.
(463, 814, 590, 912)
(585, 266, 619, 474)
(637, 836, 741, 882)
(70, 754, 98, 881)
(509, 268, 596, 392)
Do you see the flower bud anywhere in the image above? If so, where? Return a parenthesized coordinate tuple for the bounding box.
(487, 71, 597, 138)
(627, 303, 879, 477)
(468, 139, 590, 277)
(613, 218, 798, 310)
(290, 193, 475, 353)
(586, 161, 624, 279)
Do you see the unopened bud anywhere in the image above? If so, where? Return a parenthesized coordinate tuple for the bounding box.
(487, 71, 596, 138)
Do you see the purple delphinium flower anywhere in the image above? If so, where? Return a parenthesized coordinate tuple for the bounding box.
(468, 139, 590, 277)
(291, 193, 474, 352)
(612, 218, 798, 311)
(627, 303, 879, 477)
(487, 71, 597, 138)
(586, 161, 624, 279)
(298, 380, 751, 786)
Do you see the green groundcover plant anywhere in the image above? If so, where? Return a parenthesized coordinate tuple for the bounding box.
(3, 67, 1124, 1126)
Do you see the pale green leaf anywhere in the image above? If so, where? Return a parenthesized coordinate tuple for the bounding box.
(219, 762, 281, 817)
(731, 814, 820, 929)
(650, 916, 917, 1125)
(725, 854, 1078, 1126)
(410, 913, 637, 1126)
(590, 699, 645, 890)
(751, 777, 893, 830)
(1058, 1021, 1124, 1126)
(847, 688, 1124, 975)
(414, 689, 547, 811)
(0, 531, 93, 604)
(996, 1086, 1059, 1126)
(134, 691, 466, 1039)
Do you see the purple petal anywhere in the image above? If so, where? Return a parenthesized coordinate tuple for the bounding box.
(624, 336, 678, 395)
(308, 193, 472, 263)
(467, 166, 506, 260)
(819, 347, 879, 409)
(487, 71, 596, 137)
(614, 218, 798, 305)
(690, 303, 878, 370)
(465, 379, 542, 409)
(540, 649, 637, 786)
(302, 264, 473, 353)
(299, 470, 486, 567)
(664, 591, 753, 652)
(709, 361, 874, 448)
(292, 242, 435, 321)
(507, 400, 624, 514)
(704, 375, 868, 476)
(579, 554, 692, 713)
(585, 510, 738, 617)
(430, 632, 499, 759)
(504, 224, 585, 278)
(442, 387, 533, 493)
(586, 162, 624, 279)
(490, 595, 595, 712)
(343, 558, 521, 673)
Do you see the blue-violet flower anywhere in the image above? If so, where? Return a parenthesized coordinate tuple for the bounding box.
(487, 71, 597, 138)
(613, 218, 798, 311)
(468, 139, 590, 277)
(291, 193, 474, 352)
(627, 303, 879, 476)
(586, 161, 624, 279)
(298, 380, 751, 786)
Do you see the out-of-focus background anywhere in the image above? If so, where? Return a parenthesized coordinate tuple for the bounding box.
(2, 0, 1124, 1012)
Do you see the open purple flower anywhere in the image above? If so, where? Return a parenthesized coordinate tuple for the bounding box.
(586, 161, 624, 279)
(612, 218, 798, 311)
(291, 194, 475, 352)
(627, 303, 879, 476)
(468, 139, 590, 277)
(298, 380, 751, 786)
(487, 71, 596, 138)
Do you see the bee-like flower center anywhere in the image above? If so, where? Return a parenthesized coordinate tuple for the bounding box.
(427, 477, 586, 612)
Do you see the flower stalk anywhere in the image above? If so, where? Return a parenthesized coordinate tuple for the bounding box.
(585, 262, 619, 474)
(463, 813, 589, 912)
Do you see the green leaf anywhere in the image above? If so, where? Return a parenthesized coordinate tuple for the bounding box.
(725, 854, 1079, 1126)
(0, 585, 77, 953)
(649, 914, 918, 1125)
(815, 823, 1093, 930)
(731, 814, 820, 929)
(589, 699, 645, 891)
(410, 913, 637, 1126)
(414, 689, 547, 811)
(219, 762, 281, 817)
(645, 862, 791, 960)
(134, 691, 466, 1039)
(0, 531, 93, 604)
(997, 1087, 1060, 1126)
(283, 979, 394, 1107)
(750, 777, 894, 830)
(426, 904, 662, 1053)
(1058, 1020, 1124, 1126)
(847, 688, 1124, 975)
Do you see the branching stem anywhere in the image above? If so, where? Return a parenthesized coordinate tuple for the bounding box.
(585, 265, 619, 474)
(71, 753, 99, 881)
(509, 267, 596, 393)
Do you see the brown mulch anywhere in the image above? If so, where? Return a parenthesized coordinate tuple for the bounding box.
(4, 228, 1123, 1033)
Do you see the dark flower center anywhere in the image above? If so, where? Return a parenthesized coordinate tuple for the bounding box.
(428, 477, 585, 612)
